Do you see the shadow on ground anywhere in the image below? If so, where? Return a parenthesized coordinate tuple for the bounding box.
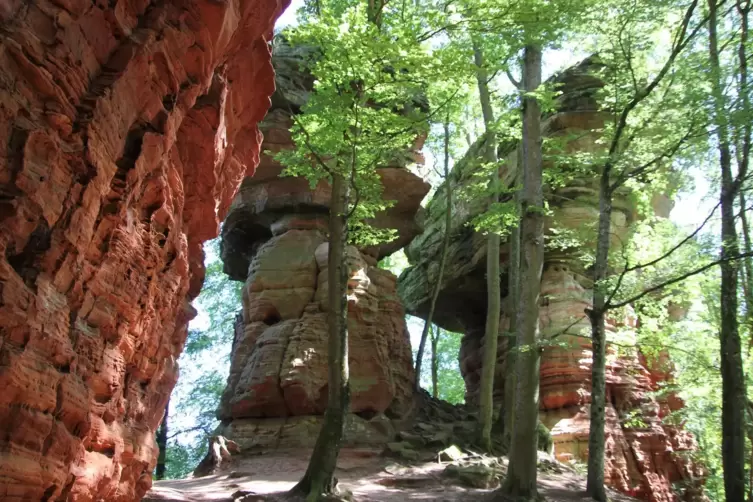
(146, 448, 637, 502)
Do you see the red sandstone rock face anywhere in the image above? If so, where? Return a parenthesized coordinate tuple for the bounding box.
(218, 233, 416, 423)
(536, 264, 706, 502)
(0, 1, 285, 500)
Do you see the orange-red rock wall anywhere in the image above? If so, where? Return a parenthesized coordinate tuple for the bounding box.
(535, 264, 706, 502)
(0, 0, 285, 500)
(459, 263, 706, 501)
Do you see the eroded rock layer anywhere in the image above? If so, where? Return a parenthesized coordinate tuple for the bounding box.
(217, 40, 427, 449)
(0, 1, 285, 500)
(398, 58, 705, 501)
(218, 233, 416, 422)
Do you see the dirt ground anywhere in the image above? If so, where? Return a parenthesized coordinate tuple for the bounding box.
(145, 448, 637, 502)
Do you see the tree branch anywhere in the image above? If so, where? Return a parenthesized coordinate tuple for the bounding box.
(608, 250, 753, 309)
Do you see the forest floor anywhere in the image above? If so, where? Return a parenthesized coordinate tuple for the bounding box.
(145, 447, 638, 502)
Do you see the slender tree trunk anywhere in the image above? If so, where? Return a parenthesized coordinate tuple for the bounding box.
(585, 169, 612, 502)
(473, 38, 501, 452)
(500, 44, 543, 499)
(748, 399, 753, 502)
(415, 118, 454, 388)
(501, 150, 522, 439)
(739, 192, 753, 352)
(430, 325, 439, 399)
(155, 400, 169, 480)
(707, 3, 749, 500)
(291, 172, 350, 501)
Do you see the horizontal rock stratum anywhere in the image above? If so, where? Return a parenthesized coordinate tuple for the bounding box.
(0, 0, 286, 499)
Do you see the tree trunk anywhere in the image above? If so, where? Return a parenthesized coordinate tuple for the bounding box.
(155, 401, 169, 480)
(415, 118, 454, 388)
(499, 44, 543, 499)
(291, 172, 350, 501)
(430, 325, 439, 399)
(748, 400, 753, 502)
(473, 37, 501, 452)
(585, 167, 612, 502)
(501, 149, 522, 439)
(739, 192, 753, 351)
(707, 2, 748, 500)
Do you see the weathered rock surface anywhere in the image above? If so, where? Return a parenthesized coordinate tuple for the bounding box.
(216, 40, 426, 449)
(0, 1, 285, 500)
(397, 58, 705, 501)
(218, 236, 416, 423)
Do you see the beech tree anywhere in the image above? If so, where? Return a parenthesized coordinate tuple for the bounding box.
(706, 0, 751, 498)
(276, 4, 431, 498)
(501, 148, 521, 440)
(499, 43, 544, 499)
(577, 2, 707, 497)
(471, 36, 502, 452)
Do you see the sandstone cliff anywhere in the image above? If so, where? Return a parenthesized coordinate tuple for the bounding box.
(397, 58, 706, 501)
(0, 1, 285, 499)
(216, 40, 428, 449)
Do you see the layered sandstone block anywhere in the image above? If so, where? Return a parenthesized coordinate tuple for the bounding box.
(216, 40, 428, 448)
(218, 229, 417, 447)
(398, 58, 705, 501)
(0, 1, 285, 500)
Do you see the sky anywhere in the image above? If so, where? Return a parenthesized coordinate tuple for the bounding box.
(276, 0, 303, 29)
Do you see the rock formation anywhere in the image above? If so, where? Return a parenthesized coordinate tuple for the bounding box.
(216, 40, 429, 449)
(0, 1, 285, 499)
(397, 58, 706, 501)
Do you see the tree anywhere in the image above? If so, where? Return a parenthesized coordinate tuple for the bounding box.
(290, 171, 351, 500)
(501, 149, 521, 440)
(414, 115, 455, 389)
(472, 36, 502, 453)
(500, 43, 544, 499)
(430, 324, 440, 398)
(277, 5, 431, 498)
(706, 0, 751, 498)
(155, 401, 169, 480)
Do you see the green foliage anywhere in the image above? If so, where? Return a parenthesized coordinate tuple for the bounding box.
(163, 442, 205, 480)
(413, 322, 466, 404)
(162, 239, 240, 479)
(276, 3, 434, 246)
